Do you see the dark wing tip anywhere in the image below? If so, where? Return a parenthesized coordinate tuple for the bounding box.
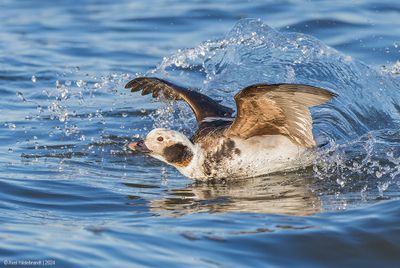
(328, 90, 338, 98)
(124, 78, 138, 89)
(124, 81, 132, 89)
(124, 77, 145, 90)
(124, 77, 183, 100)
(125, 77, 160, 94)
(124, 76, 234, 122)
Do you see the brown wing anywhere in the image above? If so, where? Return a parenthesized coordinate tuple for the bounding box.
(125, 77, 234, 122)
(225, 83, 336, 148)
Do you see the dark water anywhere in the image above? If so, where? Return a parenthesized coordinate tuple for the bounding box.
(1, 0, 400, 267)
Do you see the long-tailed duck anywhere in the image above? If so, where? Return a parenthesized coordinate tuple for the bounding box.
(125, 77, 335, 180)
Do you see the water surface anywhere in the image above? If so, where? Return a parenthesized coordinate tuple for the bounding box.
(1, 1, 400, 267)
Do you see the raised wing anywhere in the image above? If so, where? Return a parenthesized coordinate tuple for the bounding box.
(225, 83, 335, 148)
(125, 77, 234, 123)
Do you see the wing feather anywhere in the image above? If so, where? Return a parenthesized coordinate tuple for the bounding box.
(226, 83, 335, 148)
(125, 77, 234, 123)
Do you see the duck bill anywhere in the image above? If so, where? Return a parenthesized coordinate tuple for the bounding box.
(127, 140, 152, 153)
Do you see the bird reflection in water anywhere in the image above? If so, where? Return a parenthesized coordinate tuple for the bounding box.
(126, 169, 321, 216)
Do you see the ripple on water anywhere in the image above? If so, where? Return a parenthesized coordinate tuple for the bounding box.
(1, 2, 400, 266)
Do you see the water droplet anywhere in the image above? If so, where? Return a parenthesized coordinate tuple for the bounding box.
(16, 91, 26, 102)
(65, 80, 72, 86)
(8, 148, 13, 153)
(59, 112, 68, 122)
(76, 80, 87, 88)
(377, 181, 390, 197)
(336, 178, 345, 187)
(31, 75, 37, 83)
(93, 82, 101, 89)
(360, 184, 368, 197)
(36, 105, 44, 115)
(5, 123, 16, 130)
(42, 89, 51, 97)
(122, 112, 128, 118)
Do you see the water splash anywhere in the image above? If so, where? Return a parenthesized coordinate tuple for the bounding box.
(314, 130, 400, 196)
(144, 19, 400, 200)
(382, 60, 400, 76)
(149, 19, 400, 140)
(26, 19, 400, 205)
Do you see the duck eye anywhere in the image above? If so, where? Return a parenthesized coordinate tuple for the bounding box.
(157, 136, 164, 142)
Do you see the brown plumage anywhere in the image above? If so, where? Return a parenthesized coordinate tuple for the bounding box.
(125, 77, 233, 122)
(125, 77, 335, 148)
(227, 84, 336, 147)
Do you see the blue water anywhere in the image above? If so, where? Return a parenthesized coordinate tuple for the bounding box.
(1, 1, 400, 267)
